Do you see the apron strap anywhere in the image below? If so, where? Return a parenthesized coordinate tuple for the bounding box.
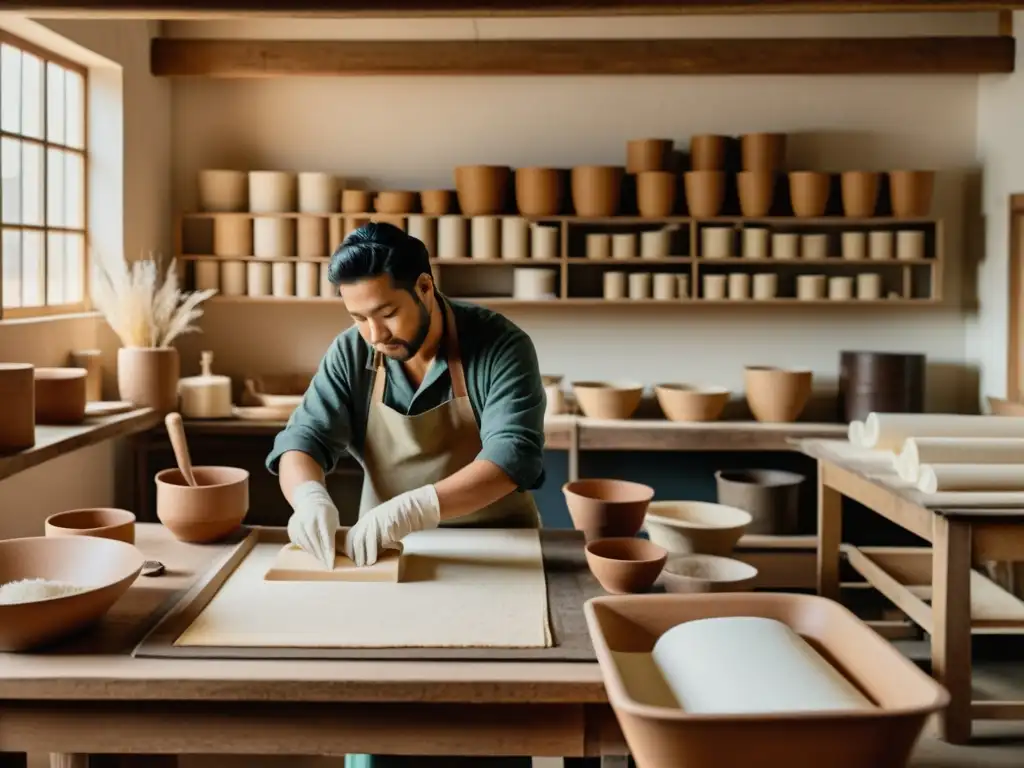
(370, 297, 468, 405)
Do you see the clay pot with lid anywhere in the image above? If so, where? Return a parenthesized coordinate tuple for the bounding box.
(454, 165, 511, 216)
(841, 172, 880, 217)
(571, 166, 624, 217)
(636, 171, 677, 218)
(737, 171, 776, 217)
(585, 537, 667, 594)
(743, 366, 813, 423)
(684, 171, 725, 218)
(563, 478, 654, 543)
(889, 170, 935, 218)
(788, 172, 831, 217)
(34, 367, 87, 425)
(515, 167, 565, 217)
(626, 138, 673, 174)
(45, 508, 136, 544)
(740, 132, 786, 172)
(420, 190, 452, 216)
(689, 134, 727, 170)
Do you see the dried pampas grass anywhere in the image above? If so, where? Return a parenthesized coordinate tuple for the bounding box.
(90, 248, 217, 349)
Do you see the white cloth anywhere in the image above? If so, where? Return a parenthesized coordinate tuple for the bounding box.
(344, 484, 442, 566)
(286, 480, 340, 569)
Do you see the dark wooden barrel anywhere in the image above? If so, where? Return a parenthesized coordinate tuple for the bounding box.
(838, 351, 925, 423)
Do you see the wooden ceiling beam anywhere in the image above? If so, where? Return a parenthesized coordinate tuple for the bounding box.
(150, 36, 1015, 77)
(10, 0, 1024, 18)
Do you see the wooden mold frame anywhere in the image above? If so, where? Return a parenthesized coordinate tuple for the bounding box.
(133, 526, 604, 662)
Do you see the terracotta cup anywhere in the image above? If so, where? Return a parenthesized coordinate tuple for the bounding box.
(689, 134, 726, 170)
(788, 172, 831, 217)
(840, 172, 880, 217)
(626, 138, 673, 174)
(684, 171, 725, 218)
(44, 508, 136, 544)
(420, 189, 452, 216)
(515, 167, 565, 217)
(737, 171, 775, 217)
(454, 165, 511, 216)
(571, 166, 624, 217)
(341, 189, 374, 214)
(374, 191, 418, 214)
(636, 171, 677, 218)
(585, 537, 668, 595)
(740, 132, 786, 172)
(889, 170, 935, 218)
(743, 366, 813, 423)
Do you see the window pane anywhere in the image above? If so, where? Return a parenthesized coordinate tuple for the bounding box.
(21, 141, 43, 226)
(47, 231, 64, 304)
(1, 138, 21, 224)
(64, 151, 84, 229)
(2, 228, 21, 308)
(64, 69, 84, 149)
(22, 229, 43, 307)
(47, 147, 64, 226)
(46, 62, 65, 145)
(21, 52, 43, 139)
(1, 44, 21, 134)
(64, 232, 83, 302)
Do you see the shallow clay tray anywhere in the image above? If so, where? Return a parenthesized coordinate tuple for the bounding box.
(584, 592, 949, 768)
(134, 526, 602, 661)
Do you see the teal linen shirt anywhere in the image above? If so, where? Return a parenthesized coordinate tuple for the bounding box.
(265, 295, 547, 491)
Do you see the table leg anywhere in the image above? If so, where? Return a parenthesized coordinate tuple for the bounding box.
(816, 462, 842, 600)
(931, 516, 973, 744)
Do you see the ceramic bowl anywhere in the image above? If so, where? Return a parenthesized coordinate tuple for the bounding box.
(743, 366, 813, 423)
(44, 508, 136, 544)
(155, 466, 249, 543)
(585, 537, 668, 595)
(660, 553, 758, 594)
(572, 381, 644, 420)
(643, 501, 752, 556)
(563, 478, 655, 543)
(654, 384, 730, 422)
(0, 535, 145, 651)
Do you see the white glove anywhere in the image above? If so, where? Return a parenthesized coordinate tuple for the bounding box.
(345, 484, 441, 567)
(287, 480, 340, 569)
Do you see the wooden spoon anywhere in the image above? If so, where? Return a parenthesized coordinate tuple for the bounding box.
(164, 412, 198, 487)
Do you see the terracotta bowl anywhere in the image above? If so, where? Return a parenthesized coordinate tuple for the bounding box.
(341, 189, 375, 214)
(515, 167, 565, 217)
(44, 508, 136, 544)
(654, 384, 730, 422)
(374, 190, 418, 214)
(0, 536, 145, 652)
(585, 537, 668, 595)
(155, 466, 249, 543)
(643, 501, 753, 556)
(743, 366, 813, 423)
(420, 189, 453, 215)
(34, 367, 88, 425)
(563, 478, 655, 542)
(572, 381, 644, 420)
(660, 553, 758, 594)
(454, 165, 511, 216)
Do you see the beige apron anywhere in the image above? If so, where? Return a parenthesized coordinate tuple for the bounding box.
(356, 302, 541, 529)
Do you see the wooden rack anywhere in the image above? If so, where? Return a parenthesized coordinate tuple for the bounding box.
(177, 212, 944, 307)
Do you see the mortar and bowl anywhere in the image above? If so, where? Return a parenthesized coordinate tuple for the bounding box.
(155, 413, 249, 543)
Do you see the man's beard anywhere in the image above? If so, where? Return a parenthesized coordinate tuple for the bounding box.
(379, 293, 431, 361)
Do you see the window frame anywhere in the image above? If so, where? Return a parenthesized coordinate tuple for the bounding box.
(0, 28, 89, 321)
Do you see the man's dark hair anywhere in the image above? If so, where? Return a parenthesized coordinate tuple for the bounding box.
(327, 221, 431, 291)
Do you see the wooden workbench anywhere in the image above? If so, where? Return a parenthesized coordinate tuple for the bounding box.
(799, 438, 1024, 745)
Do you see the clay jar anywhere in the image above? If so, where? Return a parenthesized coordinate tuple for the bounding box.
(0, 363, 35, 451)
(34, 367, 87, 425)
(117, 347, 180, 414)
(585, 537, 667, 595)
(515, 167, 565, 217)
(155, 466, 250, 543)
(715, 468, 805, 535)
(562, 478, 654, 542)
(44, 508, 136, 544)
(788, 172, 831, 217)
(889, 170, 935, 218)
(571, 166, 624, 217)
(841, 172, 879, 217)
(689, 135, 726, 170)
(737, 171, 775, 217)
(626, 139, 673, 174)
(454, 165, 510, 216)
(420, 190, 452, 216)
(740, 133, 786, 172)
(684, 172, 725, 218)
(743, 366, 813, 423)
(636, 171, 677, 218)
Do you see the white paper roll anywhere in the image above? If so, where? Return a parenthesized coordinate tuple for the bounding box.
(472, 216, 500, 260)
(247, 261, 272, 297)
(917, 463, 1024, 494)
(297, 172, 338, 214)
(438, 216, 467, 259)
(296, 261, 319, 299)
(531, 224, 558, 260)
(249, 171, 297, 213)
(512, 268, 557, 300)
(272, 262, 295, 297)
(254, 217, 296, 258)
(651, 617, 873, 714)
(407, 215, 437, 259)
(859, 413, 1024, 452)
(897, 437, 1024, 483)
(220, 261, 246, 296)
(502, 217, 529, 260)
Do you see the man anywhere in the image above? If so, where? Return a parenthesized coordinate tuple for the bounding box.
(267, 220, 545, 570)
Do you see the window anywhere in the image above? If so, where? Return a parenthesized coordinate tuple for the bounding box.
(0, 31, 86, 319)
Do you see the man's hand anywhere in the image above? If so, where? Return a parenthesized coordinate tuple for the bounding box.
(286, 480, 341, 569)
(345, 485, 441, 566)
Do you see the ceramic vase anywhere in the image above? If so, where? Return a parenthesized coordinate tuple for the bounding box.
(515, 168, 564, 217)
(689, 135, 726, 170)
(788, 172, 831, 217)
(889, 170, 935, 218)
(571, 166, 623, 217)
(737, 171, 775, 217)
(740, 133, 786, 172)
(684, 171, 725, 218)
(840, 172, 879, 217)
(117, 347, 180, 414)
(626, 139, 673, 174)
(636, 171, 677, 218)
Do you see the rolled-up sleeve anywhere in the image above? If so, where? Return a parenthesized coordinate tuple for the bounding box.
(266, 337, 354, 476)
(475, 329, 546, 491)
